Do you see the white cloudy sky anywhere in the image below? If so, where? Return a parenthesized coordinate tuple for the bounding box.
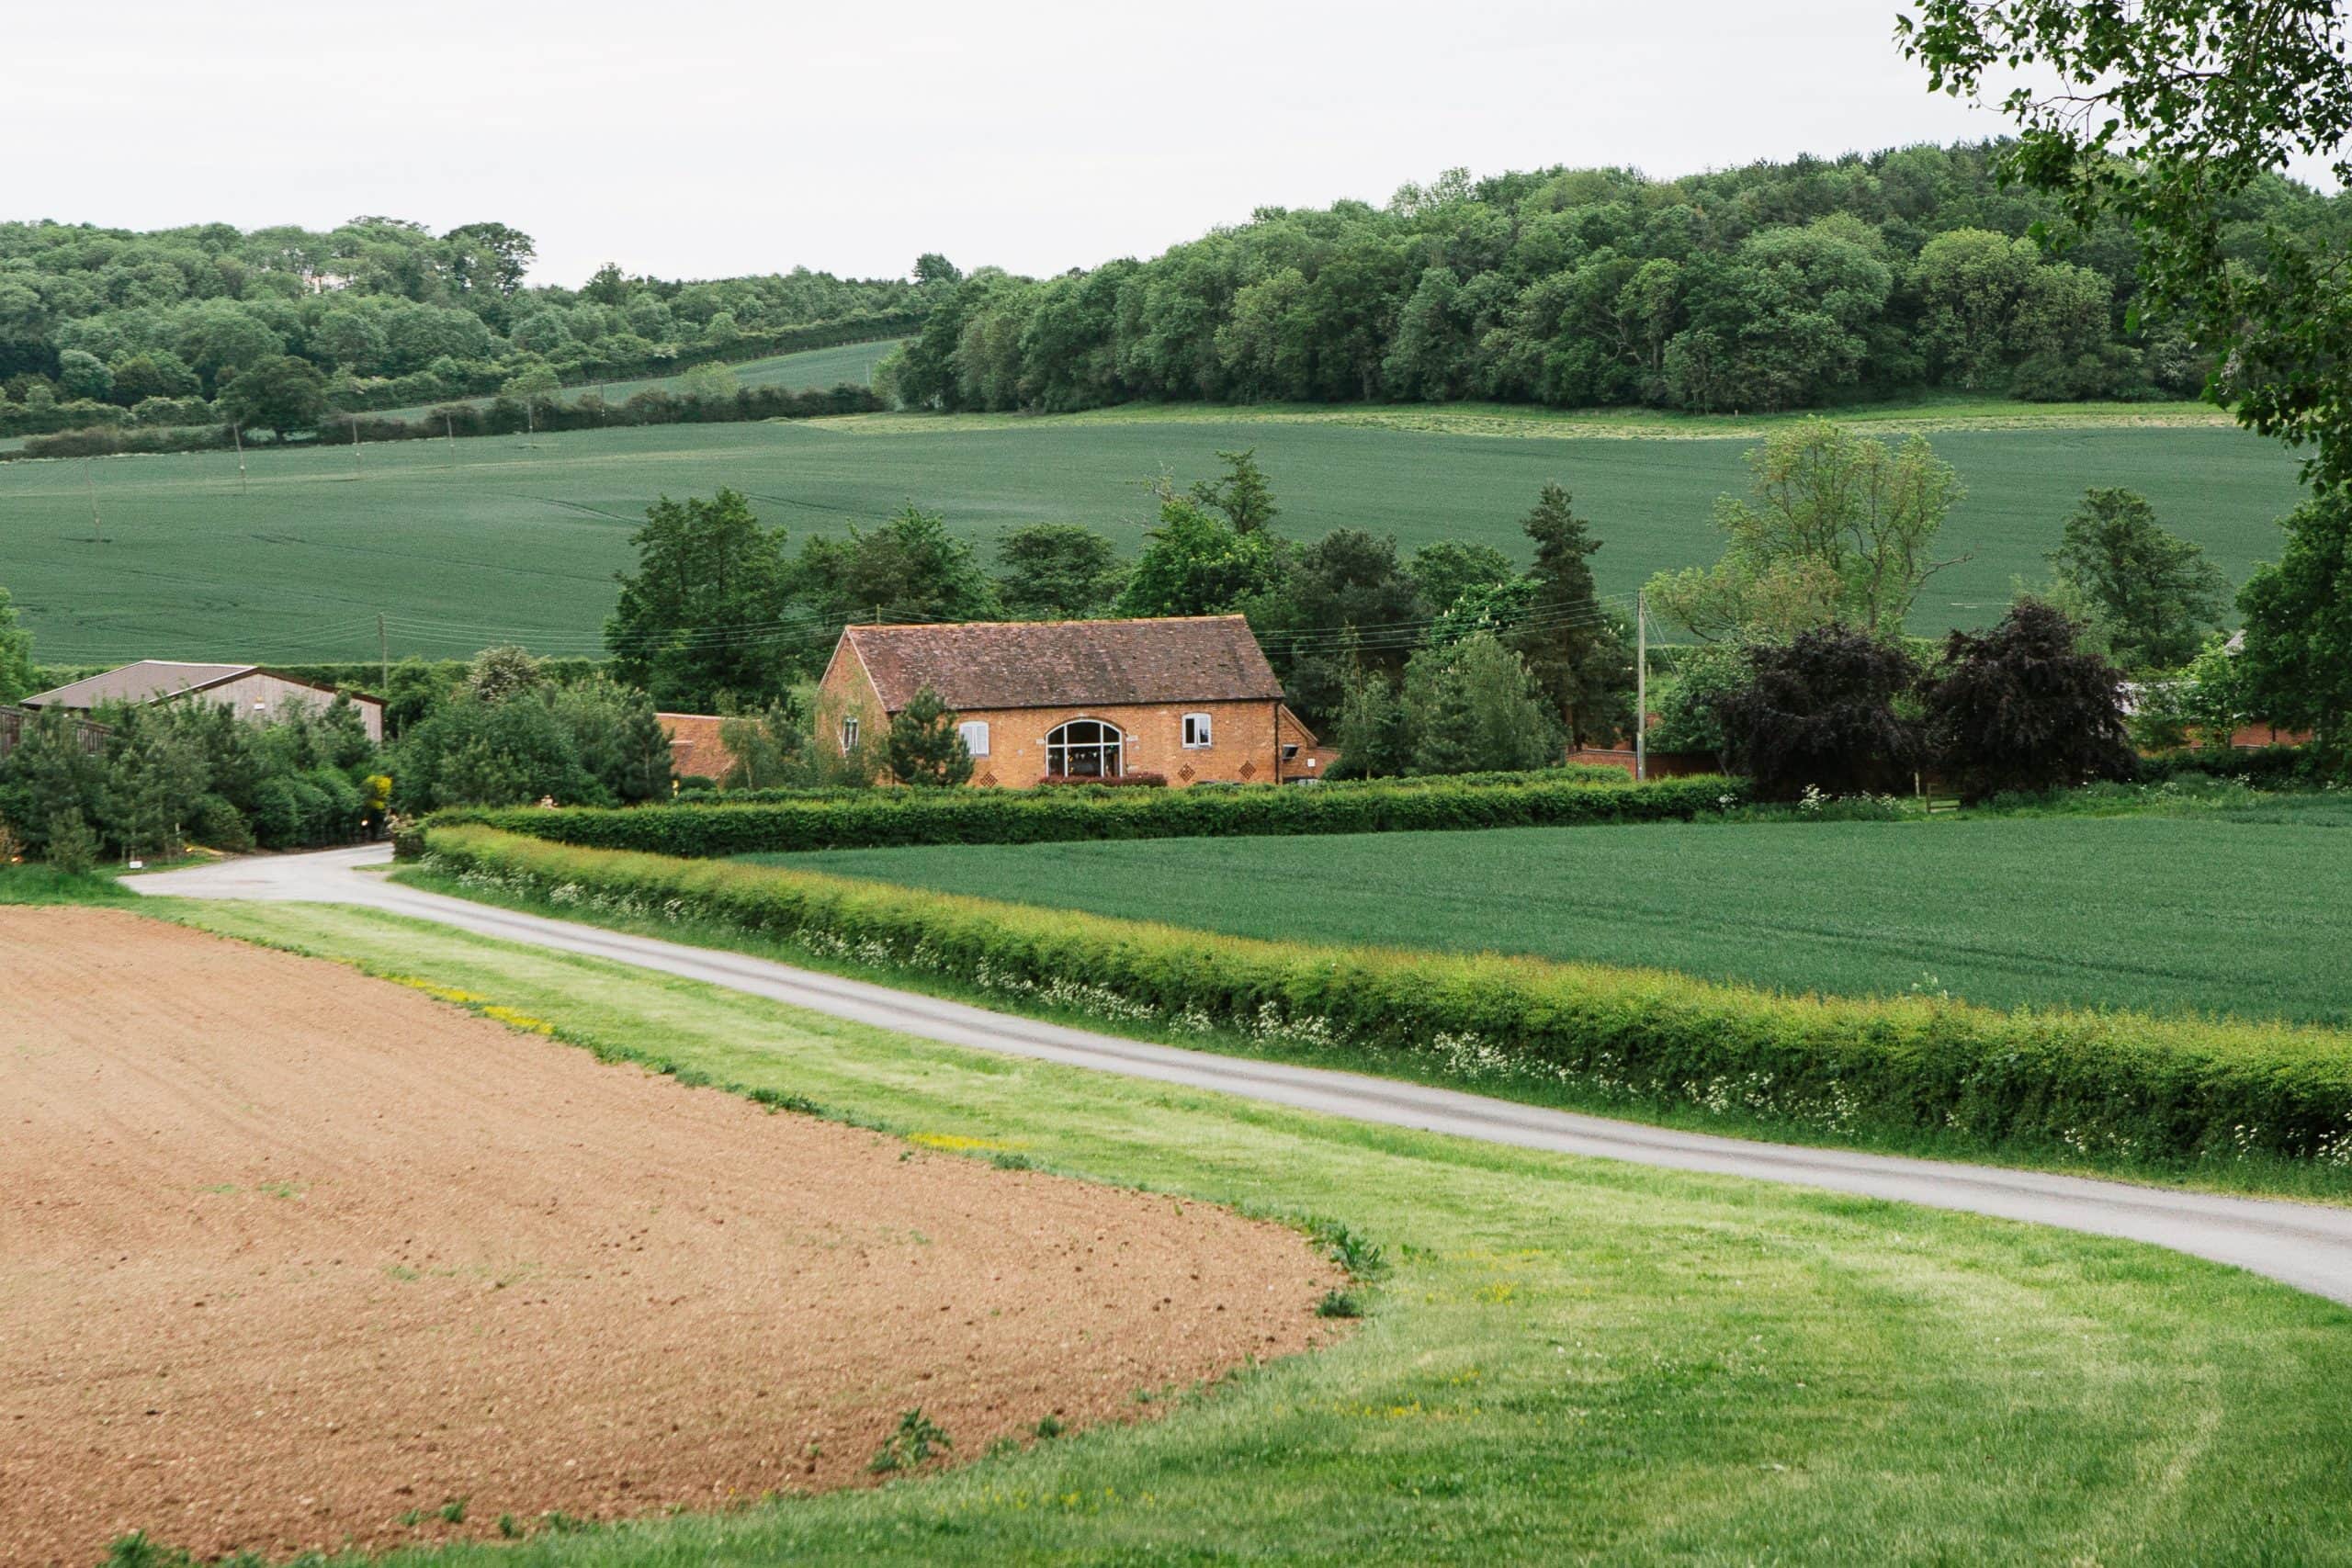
(3, 1, 2159, 287)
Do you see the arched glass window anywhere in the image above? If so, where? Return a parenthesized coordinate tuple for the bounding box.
(1044, 717, 1125, 778)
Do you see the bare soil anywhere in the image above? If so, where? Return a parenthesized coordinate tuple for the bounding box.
(0, 908, 1340, 1566)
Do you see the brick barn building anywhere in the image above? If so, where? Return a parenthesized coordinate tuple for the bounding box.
(818, 615, 1325, 786)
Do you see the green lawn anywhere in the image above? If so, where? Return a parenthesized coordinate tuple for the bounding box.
(1, 400, 2303, 665)
(772, 801, 2352, 1026)
(96, 893, 2352, 1564)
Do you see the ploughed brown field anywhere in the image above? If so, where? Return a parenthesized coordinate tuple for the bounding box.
(0, 908, 1338, 1566)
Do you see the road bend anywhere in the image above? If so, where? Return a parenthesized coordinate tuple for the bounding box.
(133, 844, 2352, 1307)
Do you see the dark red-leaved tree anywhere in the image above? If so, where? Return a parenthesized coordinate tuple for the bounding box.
(1925, 598, 2135, 805)
(1710, 626, 1922, 800)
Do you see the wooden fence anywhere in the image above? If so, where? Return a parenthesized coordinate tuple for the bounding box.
(0, 705, 110, 762)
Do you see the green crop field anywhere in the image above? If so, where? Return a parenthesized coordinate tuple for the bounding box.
(1, 400, 2304, 665)
(771, 801, 2352, 1026)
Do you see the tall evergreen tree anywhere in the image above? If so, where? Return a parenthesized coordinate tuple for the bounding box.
(1511, 483, 1636, 747)
(886, 687, 974, 787)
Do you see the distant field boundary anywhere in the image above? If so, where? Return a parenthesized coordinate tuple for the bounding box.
(418, 821, 2352, 1193)
(812, 396, 2242, 444)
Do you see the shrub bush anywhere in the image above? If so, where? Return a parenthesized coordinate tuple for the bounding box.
(422, 773, 1747, 859)
(1038, 772, 1167, 788)
(420, 822, 2352, 1178)
(2137, 745, 2317, 788)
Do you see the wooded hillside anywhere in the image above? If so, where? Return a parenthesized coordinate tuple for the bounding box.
(0, 218, 921, 434)
(883, 142, 2352, 416)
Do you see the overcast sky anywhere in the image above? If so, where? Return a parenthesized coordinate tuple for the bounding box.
(8, 2, 2121, 288)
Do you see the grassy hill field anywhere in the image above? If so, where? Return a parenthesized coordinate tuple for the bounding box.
(1, 399, 2304, 665)
(769, 798, 2352, 1026)
(368, 336, 903, 423)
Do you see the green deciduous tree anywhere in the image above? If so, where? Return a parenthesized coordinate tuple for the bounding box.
(794, 504, 1002, 628)
(1647, 420, 1967, 641)
(218, 355, 325, 438)
(1407, 540, 1516, 616)
(55, 348, 112, 401)
(2046, 487, 2227, 670)
(886, 686, 974, 787)
(465, 644, 546, 703)
(605, 487, 796, 710)
(1902, 0, 2352, 479)
(1113, 495, 1287, 619)
(1188, 447, 1281, 534)
(2235, 485, 2352, 768)
(993, 523, 1126, 619)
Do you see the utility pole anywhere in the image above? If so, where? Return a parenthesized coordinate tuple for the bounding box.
(1634, 589, 1647, 784)
(349, 414, 363, 479)
(232, 423, 247, 494)
(379, 614, 390, 692)
(444, 412, 455, 457)
(84, 459, 101, 544)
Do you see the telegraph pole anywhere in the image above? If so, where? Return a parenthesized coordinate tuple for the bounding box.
(379, 614, 390, 691)
(1634, 589, 1647, 783)
(84, 459, 101, 544)
(350, 414, 363, 479)
(232, 423, 247, 494)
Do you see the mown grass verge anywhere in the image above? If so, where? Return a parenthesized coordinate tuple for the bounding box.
(132, 894, 2352, 1565)
(415, 822, 2352, 1200)
(406, 773, 1743, 859)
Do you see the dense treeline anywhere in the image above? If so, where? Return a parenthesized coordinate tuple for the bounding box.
(882, 143, 2352, 416)
(0, 216, 925, 434)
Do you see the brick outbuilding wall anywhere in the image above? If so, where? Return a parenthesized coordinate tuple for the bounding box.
(819, 628, 1322, 787)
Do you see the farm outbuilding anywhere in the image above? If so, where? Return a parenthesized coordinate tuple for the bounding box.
(819, 615, 1322, 787)
(21, 661, 384, 742)
(656, 712, 741, 784)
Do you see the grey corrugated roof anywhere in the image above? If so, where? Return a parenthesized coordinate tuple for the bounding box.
(842, 616, 1284, 712)
(22, 661, 259, 710)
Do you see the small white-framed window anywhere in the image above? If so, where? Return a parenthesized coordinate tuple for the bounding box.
(957, 719, 990, 757)
(1182, 712, 1214, 749)
(839, 715, 860, 754)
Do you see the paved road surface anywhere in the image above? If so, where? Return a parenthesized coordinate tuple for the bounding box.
(135, 845, 2352, 1306)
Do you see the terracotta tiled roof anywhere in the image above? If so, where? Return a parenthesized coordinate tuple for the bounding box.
(658, 713, 739, 782)
(841, 616, 1285, 712)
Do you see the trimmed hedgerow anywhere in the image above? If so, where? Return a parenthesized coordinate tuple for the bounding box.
(422, 822, 2352, 1177)
(415, 774, 1746, 860)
